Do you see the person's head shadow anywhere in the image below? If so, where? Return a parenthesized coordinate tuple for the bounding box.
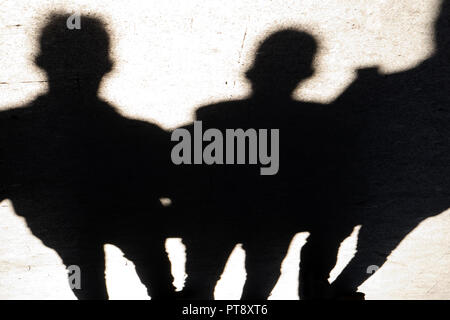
(35, 13, 113, 99)
(245, 29, 317, 101)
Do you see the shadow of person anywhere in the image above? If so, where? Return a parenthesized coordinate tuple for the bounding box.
(174, 29, 355, 299)
(327, 0, 450, 297)
(0, 13, 175, 299)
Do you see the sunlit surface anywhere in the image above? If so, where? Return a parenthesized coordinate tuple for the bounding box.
(329, 226, 361, 283)
(269, 232, 309, 300)
(165, 238, 186, 292)
(103, 244, 150, 300)
(214, 244, 247, 300)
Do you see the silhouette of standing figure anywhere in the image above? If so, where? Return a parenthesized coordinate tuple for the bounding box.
(0, 13, 175, 299)
(177, 29, 354, 299)
(326, 0, 450, 298)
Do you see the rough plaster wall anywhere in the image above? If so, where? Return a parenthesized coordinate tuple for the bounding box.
(0, 0, 449, 299)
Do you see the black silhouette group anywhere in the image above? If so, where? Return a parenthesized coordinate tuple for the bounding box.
(0, 1, 449, 300)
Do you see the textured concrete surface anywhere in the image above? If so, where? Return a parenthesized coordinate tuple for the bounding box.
(0, 0, 449, 299)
